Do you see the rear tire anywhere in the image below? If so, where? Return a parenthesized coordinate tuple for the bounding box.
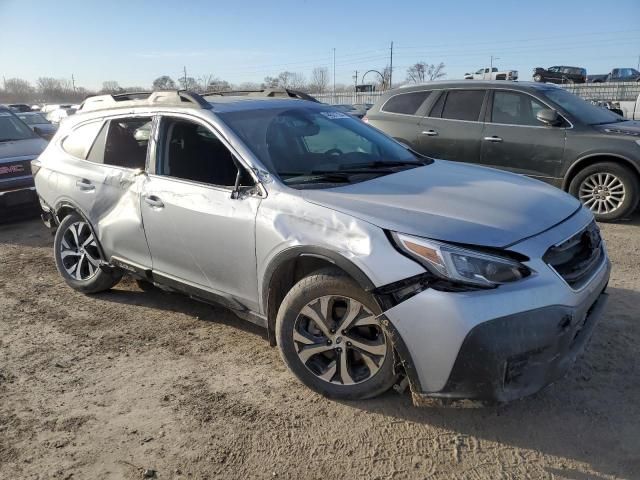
(54, 213, 123, 293)
(276, 268, 397, 400)
(569, 162, 639, 222)
(533, 74, 543, 82)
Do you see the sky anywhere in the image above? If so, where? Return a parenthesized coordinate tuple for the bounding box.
(1, 0, 639, 91)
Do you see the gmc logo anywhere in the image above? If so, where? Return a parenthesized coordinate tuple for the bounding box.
(0, 164, 25, 175)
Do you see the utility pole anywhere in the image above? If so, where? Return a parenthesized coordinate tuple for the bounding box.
(353, 70, 358, 91)
(333, 48, 336, 102)
(183, 66, 188, 89)
(389, 41, 393, 90)
(71, 74, 76, 92)
(637, 54, 640, 70)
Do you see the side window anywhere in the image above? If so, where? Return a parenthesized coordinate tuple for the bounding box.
(491, 91, 547, 126)
(159, 118, 247, 188)
(441, 90, 485, 121)
(381, 91, 431, 115)
(61, 121, 103, 159)
(101, 117, 152, 169)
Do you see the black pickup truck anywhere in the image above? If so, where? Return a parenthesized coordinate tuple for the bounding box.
(0, 107, 47, 219)
(588, 68, 640, 83)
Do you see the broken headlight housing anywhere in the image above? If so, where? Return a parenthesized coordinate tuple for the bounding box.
(391, 232, 532, 288)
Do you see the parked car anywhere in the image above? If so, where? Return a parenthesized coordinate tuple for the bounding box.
(0, 107, 48, 217)
(7, 103, 33, 113)
(613, 93, 640, 120)
(46, 107, 77, 125)
(588, 68, 640, 83)
(365, 80, 640, 221)
(16, 112, 57, 140)
(33, 90, 610, 405)
(533, 66, 587, 84)
(464, 67, 518, 81)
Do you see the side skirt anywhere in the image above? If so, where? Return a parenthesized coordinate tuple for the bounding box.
(110, 256, 267, 329)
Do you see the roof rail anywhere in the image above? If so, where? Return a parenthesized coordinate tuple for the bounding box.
(78, 90, 211, 112)
(202, 88, 319, 103)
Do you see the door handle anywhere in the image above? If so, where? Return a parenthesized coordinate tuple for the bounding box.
(483, 136, 503, 143)
(75, 179, 95, 192)
(421, 129, 438, 136)
(144, 195, 164, 209)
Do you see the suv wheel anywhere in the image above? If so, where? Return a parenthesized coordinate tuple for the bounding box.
(54, 213, 123, 293)
(569, 162, 640, 221)
(276, 268, 397, 400)
(533, 73, 543, 82)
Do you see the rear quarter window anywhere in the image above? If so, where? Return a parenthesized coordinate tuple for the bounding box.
(381, 91, 431, 115)
(61, 121, 103, 159)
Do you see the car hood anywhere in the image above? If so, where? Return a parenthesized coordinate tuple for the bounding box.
(300, 160, 581, 248)
(0, 137, 47, 160)
(594, 120, 640, 137)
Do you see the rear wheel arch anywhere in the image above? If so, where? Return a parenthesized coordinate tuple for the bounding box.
(262, 247, 376, 346)
(562, 154, 640, 191)
(53, 201, 107, 260)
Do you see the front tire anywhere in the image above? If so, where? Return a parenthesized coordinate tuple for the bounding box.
(569, 162, 639, 221)
(54, 213, 123, 293)
(533, 73, 543, 82)
(276, 268, 397, 400)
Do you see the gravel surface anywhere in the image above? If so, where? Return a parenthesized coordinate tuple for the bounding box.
(1, 215, 639, 479)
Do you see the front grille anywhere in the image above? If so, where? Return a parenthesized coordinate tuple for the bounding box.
(543, 221, 603, 289)
(0, 159, 32, 181)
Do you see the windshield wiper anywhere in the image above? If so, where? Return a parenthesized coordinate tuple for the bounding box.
(337, 159, 429, 171)
(281, 171, 357, 185)
(0, 138, 23, 143)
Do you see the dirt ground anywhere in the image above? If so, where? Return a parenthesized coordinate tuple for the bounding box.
(1, 214, 639, 480)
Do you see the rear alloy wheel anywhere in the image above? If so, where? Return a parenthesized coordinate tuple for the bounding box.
(276, 269, 396, 400)
(569, 162, 639, 221)
(54, 213, 123, 293)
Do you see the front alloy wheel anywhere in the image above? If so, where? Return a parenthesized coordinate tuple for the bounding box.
(276, 268, 397, 400)
(579, 172, 625, 216)
(293, 295, 387, 386)
(569, 162, 639, 222)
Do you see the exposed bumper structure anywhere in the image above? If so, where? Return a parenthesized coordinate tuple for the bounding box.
(382, 209, 612, 404)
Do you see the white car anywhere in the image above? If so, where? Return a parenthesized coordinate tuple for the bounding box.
(464, 67, 518, 81)
(46, 107, 77, 125)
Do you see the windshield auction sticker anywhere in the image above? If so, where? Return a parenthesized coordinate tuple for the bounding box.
(320, 111, 350, 120)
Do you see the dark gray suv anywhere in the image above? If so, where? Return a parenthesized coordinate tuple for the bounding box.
(366, 81, 640, 221)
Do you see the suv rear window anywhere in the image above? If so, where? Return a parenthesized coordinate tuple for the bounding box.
(381, 91, 431, 115)
(62, 121, 103, 159)
(440, 90, 485, 121)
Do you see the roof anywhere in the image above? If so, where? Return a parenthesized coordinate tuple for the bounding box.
(77, 89, 318, 114)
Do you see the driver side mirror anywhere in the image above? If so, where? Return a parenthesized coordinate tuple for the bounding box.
(33, 126, 47, 138)
(536, 109, 561, 126)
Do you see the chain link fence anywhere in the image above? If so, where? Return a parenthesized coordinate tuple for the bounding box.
(312, 82, 640, 105)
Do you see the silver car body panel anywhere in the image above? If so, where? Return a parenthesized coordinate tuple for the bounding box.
(34, 98, 611, 401)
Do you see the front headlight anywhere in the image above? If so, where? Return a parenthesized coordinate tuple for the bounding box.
(391, 232, 532, 288)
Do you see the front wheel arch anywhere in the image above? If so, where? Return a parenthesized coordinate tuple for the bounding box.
(562, 154, 640, 191)
(262, 247, 376, 346)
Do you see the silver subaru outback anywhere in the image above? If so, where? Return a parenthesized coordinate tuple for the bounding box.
(32, 90, 610, 405)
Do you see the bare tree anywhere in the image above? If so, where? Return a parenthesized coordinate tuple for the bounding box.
(152, 76, 176, 90)
(263, 76, 279, 88)
(205, 78, 231, 92)
(4, 78, 35, 97)
(236, 81, 261, 90)
(406, 62, 446, 83)
(178, 76, 200, 90)
(309, 67, 329, 93)
(101, 81, 121, 94)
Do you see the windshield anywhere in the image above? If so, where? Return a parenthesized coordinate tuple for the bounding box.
(219, 105, 426, 187)
(0, 111, 36, 141)
(543, 88, 623, 125)
(17, 113, 49, 125)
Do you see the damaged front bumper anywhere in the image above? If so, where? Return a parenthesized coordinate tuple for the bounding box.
(379, 237, 611, 406)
